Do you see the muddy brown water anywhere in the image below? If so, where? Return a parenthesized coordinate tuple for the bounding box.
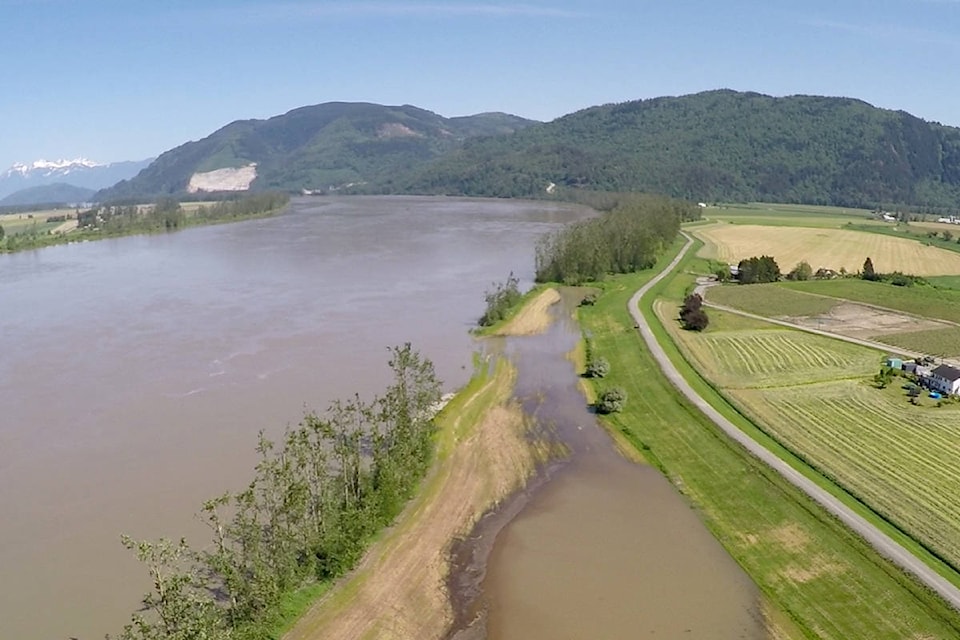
(0, 196, 592, 640)
(448, 289, 765, 639)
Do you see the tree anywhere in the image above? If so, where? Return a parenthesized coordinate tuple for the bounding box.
(0, 224, 5, 241)
(478, 272, 521, 326)
(737, 255, 780, 284)
(678, 293, 709, 330)
(596, 387, 627, 414)
(112, 536, 228, 640)
(585, 356, 610, 378)
(944, 230, 954, 243)
(862, 257, 879, 281)
(787, 261, 813, 281)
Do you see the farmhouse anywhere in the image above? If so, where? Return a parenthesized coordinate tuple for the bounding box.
(926, 364, 960, 395)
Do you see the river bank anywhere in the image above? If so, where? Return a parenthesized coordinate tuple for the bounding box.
(284, 343, 544, 639)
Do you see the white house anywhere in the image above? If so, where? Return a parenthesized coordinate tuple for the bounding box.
(927, 364, 960, 395)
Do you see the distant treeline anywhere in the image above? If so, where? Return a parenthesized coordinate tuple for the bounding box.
(112, 345, 442, 640)
(0, 192, 288, 254)
(535, 193, 698, 284)
(80, 191, 289, 233)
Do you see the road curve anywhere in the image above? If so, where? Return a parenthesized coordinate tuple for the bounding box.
(628, 232, 960, 612)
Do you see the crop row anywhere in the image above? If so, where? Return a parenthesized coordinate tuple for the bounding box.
(694, 330, 878, 388)
(735, 384, 960, 568)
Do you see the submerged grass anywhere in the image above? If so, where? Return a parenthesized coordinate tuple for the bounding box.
(579, 242, 960, 640)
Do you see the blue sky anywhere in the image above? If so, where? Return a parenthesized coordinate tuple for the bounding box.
(2, 0, 960, 169)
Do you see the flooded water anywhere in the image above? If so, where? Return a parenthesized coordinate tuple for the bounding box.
(451, 290, 765, 639)
(0, 196, 591, 640)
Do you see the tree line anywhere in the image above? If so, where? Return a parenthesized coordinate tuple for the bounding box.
(111, 344, 442, 640)
(534, 194, 698, 284)
(80, 192, 290, 234)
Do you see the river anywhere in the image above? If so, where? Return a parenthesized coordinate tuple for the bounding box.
(448, 289, 765, 639)
(0, 196, 588, 640)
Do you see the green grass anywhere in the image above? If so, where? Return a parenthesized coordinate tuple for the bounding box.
(260, 581, 331, 639)
(782, 279, 960, 324)
(703, 202, 879, 229)
(927, 275, 960, 291)
(670, 322, 880, 389)
(876, 326, 960, 357)
(707, 282, 840, 317)
(671, 304, 960, 572)
(579, 243, 960, 639)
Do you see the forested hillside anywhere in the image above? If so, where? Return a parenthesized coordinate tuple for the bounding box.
(98, 91, 960, 209)
(97, 103, 535, 200)
(405, 90, 960, 208)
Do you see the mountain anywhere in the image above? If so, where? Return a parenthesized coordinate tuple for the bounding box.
(405, 90, 960, 208)
(94, 92, 960, 209)
(0, 183, 95, 206)
(96, 104, 537, 201)
(0, 158, 152, 200)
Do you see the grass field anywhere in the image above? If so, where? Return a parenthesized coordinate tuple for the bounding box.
(683, 325, 880, 388)
(875, 326, 960, 358)
(667, 299, 960, 578)
(579, 251, 960, 638)
(694, 223, 960, 275)
(707, 283, 840, 318)
(699, 202, 878, 229)
(782, 279, 960, 324)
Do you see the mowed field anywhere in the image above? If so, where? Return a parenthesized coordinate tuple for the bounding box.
(668, 307, 960, 573)
(695, 222, 960, 275)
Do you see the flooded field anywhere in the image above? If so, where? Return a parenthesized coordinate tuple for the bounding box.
(0, 196, 590, 640)
(449, 290, 765, 639)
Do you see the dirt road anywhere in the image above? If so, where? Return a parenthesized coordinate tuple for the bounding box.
(630, 233, 960, 612)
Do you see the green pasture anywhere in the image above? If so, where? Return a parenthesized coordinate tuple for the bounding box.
(671, 297, 960, 586)
(702, 202, 879, 229)
(706, 282, 840, 318)
(876, 327, 960, 358)
(671, 324, 879, 389)
(580, 244, 960, 639)
(782, 279, 960, 324)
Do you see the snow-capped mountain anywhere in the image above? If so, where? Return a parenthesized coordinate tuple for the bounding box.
(0, 157, 153, 200)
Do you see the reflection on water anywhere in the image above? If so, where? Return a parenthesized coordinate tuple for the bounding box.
(0, 196, 592, 640)
(454, 289, 765, 639)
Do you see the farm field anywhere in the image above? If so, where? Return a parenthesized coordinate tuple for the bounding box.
(580, 256, 960, 639)
(700, 202, 878, 229)
(706, 283, 839, 318)
(694, 222, 960, 275)
(876, 327, 960, 358)
(667, 306, 960, 574)
(782, 279, 960, 324)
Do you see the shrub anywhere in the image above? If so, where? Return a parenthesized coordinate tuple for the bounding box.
(478, 272, 521, 326)
(585, 356, 610, 378)
(596, 387, 627, 414)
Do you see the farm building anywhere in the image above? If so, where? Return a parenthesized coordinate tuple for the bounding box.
(926, 364, 960, 395)
(903, 362, 932, 377)
(886, 357, 903, 369)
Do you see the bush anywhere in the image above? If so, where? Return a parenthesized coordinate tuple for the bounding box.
(585, 356, 610, 378)
(580, 292, 598, 306)
(478, 272, 521, 326)
(596, 387, 627, 414)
